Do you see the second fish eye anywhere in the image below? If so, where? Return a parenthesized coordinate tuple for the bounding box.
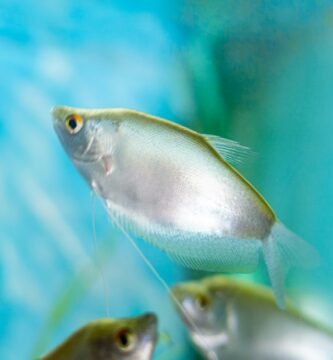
(195, 294, 210, 311)
(115, 328, 135, 351)
(65, 114, 84, 134)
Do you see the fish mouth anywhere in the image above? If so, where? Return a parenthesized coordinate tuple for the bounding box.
(139, 313, 158, 347)
(171, 285, 211, 333)
(140, 313, 158, 334)
(170, 286, 196, 328)
(51, 106, 70, 144)
(171, 285, 188, 309)
(51, 106, 61, 128)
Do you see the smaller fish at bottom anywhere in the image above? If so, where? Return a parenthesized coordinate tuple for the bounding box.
(172, 276, 333, 360)
(40, 313, 158, 360)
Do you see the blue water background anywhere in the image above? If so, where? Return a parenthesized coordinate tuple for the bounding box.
(1, 1, 333, 358)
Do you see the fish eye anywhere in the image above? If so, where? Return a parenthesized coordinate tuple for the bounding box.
(115, 328, 136, 352)
(65, 114, 84, 134)
(195, 294, 211, 311)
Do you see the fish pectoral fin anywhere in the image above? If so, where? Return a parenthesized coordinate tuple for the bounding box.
(102, 155, 113, 175)
(203, 134, 253, 165)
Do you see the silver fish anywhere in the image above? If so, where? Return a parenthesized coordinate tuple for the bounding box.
(172, 276, 333, 360)
(52, 106, 319, 308)
(40, 313, 158, 360)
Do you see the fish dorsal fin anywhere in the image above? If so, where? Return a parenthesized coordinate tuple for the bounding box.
(203, 134, 252, 165)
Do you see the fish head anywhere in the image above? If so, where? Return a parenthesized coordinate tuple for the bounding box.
(52, 106, 120, 193)
(100, 312, 158, 360)
(172, 281, 228, 337)
(51, 106, 119, 163)
(43, 313, 158, 360)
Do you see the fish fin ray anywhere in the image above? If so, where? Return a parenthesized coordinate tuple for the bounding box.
(263, 222, 320, 309)
(203, 134, 252, 165)
(168, 237, 260, 273)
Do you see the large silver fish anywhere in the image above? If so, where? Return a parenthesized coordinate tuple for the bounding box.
(172, 276, 333, 360)
(40, 313, 158, 360)
(52, 106, 318, 308)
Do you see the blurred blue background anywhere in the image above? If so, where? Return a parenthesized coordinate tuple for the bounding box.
(1, 1, 333, 359)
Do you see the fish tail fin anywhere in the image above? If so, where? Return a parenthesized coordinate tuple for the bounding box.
(263, 221, 320, 309)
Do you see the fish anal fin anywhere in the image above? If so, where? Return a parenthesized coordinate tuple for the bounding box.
(105, 202, 261, 274)
(168, 237, 260, 273)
